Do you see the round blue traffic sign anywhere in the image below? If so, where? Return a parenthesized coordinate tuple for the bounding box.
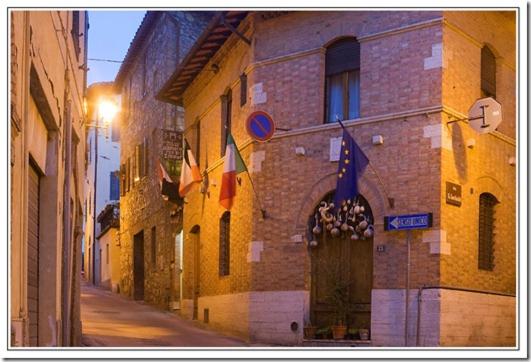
(245, 111, 275, 142)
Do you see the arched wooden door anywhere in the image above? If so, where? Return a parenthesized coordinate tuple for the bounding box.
(309, 192, 373, 330)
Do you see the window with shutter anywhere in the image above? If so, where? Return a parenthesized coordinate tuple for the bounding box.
(126, 157, 131, 192)
(120, 164, 126, 196)
(478, 192, 498, 271)
(219, 212, 230, 276)
(134, 145, 140, 182)
(220, 89, 232, 156)
(481, 46, 496, 98)
(325, 38, 360, 123)
(240, 73, 247, 107)
(71, 11, 80, 60)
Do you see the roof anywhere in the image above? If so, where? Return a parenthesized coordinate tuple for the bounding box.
(114, 11, 162, 89)
(156, 11, 249, 106)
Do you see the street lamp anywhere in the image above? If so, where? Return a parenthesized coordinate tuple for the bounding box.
(87, 96, 119, 285)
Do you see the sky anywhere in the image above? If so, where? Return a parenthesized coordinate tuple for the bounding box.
(87, 11, 146, 85)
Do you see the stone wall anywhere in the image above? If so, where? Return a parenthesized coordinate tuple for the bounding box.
(118, 12, 211, 309)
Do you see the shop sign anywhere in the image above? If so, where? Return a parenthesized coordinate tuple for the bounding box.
(446, 181, 462, 207)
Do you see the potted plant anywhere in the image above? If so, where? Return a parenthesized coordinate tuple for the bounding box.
(328, 279, 350, 340)
(303, 323, 317, 339)
(315, 326, 332, 339)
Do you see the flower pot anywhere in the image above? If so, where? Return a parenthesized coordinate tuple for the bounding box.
(303, 326, 317, 339)
(332, 325, 347, 340)
(359, 328, 369, 340)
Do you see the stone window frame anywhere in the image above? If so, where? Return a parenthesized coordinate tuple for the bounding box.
(478, 192, 498, 271)
(324, 37, 361, 123)
(219, 212, 231, 277)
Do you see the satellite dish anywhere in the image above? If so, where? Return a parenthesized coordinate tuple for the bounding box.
(467, 97, 502, 134)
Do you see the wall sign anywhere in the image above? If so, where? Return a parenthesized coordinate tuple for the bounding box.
(446, 181, 462, 207)
(246, 111, 275, 142)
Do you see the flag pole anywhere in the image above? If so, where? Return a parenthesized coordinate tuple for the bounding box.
(336, 115, 394, 209)
(246, 172, 267, 219)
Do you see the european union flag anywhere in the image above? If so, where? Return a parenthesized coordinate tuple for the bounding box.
(334, 127, 369, 207)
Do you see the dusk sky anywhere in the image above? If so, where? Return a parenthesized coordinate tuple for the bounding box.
(87, 10, 146, 85)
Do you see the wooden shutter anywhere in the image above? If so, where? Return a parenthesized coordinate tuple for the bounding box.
(120, 164, 126, 196)
(240, 73, 247, 107)
(326, 38, 360, 76)
(481, 46, 496, 98)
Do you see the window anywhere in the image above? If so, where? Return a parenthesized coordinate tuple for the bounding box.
(219, 212, 230, 276)
(481, 46, 496, 98)
(106, 243, 109, 265)
(325, 38, 360, 123)
(151, 226, 156, 265)
(71, 11, 80, 59)
(143, 137, 149, 177)
(142, 54, 148, 97)
(478, 193, 498, 271)
(126, 157, 131, 192)
(192, 119, 201, 168)
(240, 73, 247, 107)
(220, 89, 232, 156)
(109, 171, 120, 200)
(120, 163, 126, 196)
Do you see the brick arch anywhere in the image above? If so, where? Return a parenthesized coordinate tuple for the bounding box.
(293, 172, 387, 240)
(475, 175, 507, 203)
(322, 35, 358, 48)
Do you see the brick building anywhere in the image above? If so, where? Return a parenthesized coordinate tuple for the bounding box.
(10, 10, 88, 346)
(114, 11, 212, 309)
(158, 10, 517, 346)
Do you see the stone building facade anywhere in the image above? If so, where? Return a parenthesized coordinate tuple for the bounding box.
(114, 11, 212, 309)
(10, 10, 88, 346)
(158, 11, 516, 346)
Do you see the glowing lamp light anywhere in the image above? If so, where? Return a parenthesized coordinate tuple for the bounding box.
(98, 99, 119, 124)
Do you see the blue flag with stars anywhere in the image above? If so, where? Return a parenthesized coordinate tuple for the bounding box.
(334, 128, 369, 207)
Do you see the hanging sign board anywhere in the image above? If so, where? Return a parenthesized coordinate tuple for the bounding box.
(446, 181, 462, 206)
(468, 97, 502, 134)
(384, 213, 433, 231)
(245, 111, 275, 142)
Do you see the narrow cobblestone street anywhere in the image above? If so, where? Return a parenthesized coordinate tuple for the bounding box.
(80, 280, 247, 347)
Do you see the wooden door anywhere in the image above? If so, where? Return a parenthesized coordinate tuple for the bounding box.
(133, 231, 144, 300)
(27, 164, 40, 346)
(310, 195, 373, 330)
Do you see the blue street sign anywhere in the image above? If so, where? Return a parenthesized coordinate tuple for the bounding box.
(246, 111, 275, 142)
(384, 213, 433, 231)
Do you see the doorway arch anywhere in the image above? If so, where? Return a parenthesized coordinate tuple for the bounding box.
(309, 191, 374, 331)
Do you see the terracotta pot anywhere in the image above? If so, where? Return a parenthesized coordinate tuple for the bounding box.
(303, 326, 317, 339)
(359, 328, 370, 340)
(332, 325, 347, 340)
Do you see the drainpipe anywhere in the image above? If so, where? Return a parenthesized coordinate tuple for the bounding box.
(92, 112, 99, 285)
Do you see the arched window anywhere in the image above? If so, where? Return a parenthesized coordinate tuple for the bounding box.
(219, 212, 231, 276)
(325, 38, 360, 123)
(478, 193, 498, 271)
(481, 46, 496, 98)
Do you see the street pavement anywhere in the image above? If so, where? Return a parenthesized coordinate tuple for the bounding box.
(80, 280, 248, 347)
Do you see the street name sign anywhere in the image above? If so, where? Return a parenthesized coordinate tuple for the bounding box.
(245, 111, 275, 142)
(384, 213, 433, 231)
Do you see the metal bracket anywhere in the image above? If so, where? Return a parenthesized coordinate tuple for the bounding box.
(222, 15, 251, 45)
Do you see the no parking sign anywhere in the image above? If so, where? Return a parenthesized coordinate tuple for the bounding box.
(245, 111, 275, 142)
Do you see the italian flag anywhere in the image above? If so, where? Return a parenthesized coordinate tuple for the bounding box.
(179, 140, 202, 197)
(219, 134, 248, 210)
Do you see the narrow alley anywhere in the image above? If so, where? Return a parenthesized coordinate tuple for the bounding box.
(80, 280, 247, 347)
